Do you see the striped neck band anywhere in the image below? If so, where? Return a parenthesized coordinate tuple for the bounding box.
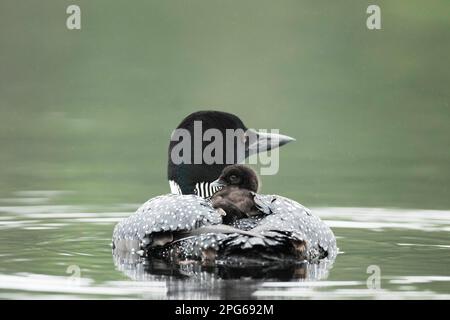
(169, 180, 222, 198)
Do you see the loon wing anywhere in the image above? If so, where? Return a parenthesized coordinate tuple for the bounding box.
(176, 224, 264, 239)
(112, 194, 222, 252)
(252, 194, 337, 260)
(252, 192, 275, 215)
(197, 194, 337, 262)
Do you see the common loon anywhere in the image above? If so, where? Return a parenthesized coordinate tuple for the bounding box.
(112, 111, 337, 265)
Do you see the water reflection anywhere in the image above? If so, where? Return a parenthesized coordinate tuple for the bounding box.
(113, 254, 334, 281)
(0, 273, 167, 299)
(112, 250, 335, 299)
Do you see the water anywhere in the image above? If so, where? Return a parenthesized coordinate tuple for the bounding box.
(1, 1, 449, 299)
(0, 190, 448, 299)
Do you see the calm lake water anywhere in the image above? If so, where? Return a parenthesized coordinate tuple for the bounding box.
(0, 191, 448, 299)
(1, 1, 449, 300)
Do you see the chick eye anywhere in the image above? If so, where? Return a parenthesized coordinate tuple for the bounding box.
(229, 175, 238, 183)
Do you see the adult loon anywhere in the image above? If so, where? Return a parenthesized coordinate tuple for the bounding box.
(112, 111, 337, 264)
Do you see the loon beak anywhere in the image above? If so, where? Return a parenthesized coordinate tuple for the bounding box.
(246, 129, 296, 156)
(210, 179, 226, 189)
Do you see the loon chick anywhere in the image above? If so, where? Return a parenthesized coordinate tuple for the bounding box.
(210, 165, 260, 224)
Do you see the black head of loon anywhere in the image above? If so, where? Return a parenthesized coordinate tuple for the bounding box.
(167, 110, 294, 197)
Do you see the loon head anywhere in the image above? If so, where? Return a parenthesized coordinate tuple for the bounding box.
(167, 110, 294, 197)
(211, 165, 259, 193)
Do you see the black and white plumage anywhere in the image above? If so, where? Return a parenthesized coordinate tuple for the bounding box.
(249, 194, 337, 260)
(169, 181, 222, 198)
(112, 110, 337, 268)
(112, 194, 222, 253)
(112, 193, 337, 264)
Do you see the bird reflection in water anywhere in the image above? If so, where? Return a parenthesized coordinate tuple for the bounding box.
(112, 249, 335, 299)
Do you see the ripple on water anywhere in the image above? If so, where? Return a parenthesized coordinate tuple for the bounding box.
(0, 205, 449, 232)
(0, 273, 167, 299)
(0, 203, 449, 299)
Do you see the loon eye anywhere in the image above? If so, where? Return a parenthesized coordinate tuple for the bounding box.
(228, 174, 239, 183)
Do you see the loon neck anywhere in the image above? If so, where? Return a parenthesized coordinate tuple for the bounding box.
(169, 180, 221, 198)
